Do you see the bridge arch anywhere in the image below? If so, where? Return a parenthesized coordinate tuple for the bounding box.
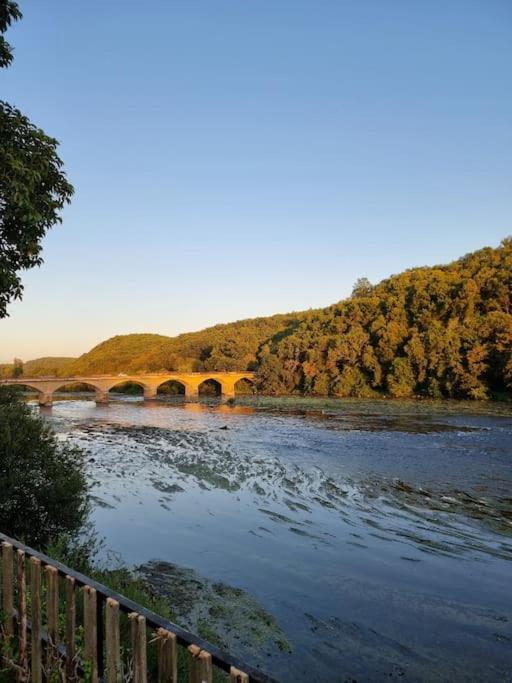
(234, 376, 255, 394)
(198, 377, 222, 397)
(5, 382, 43, 397)
(238, 373, 255, 382)
(106, 380, 148, 397)
(156, 379, 188, 396)
(52, 380, 108, 406)
(53, 381, 98, 395)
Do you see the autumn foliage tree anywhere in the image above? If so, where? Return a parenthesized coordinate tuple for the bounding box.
(256, 239, 512, 400)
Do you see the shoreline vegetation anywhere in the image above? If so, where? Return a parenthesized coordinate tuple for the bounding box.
(2, 239, 511, 402)
(4, 384, 512, 404)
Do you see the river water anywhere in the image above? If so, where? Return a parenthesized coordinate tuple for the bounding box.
(42, 395, 512, 682)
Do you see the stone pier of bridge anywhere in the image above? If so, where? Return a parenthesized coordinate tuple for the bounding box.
(0, 372, 255, 407)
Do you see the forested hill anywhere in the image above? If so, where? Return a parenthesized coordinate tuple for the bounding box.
(24, 357, 76, 376)
(258, 238, 512, 399)
(7, 239, 512, 399)
(0, 357, 75, 379)
(64, 314, 301, 376)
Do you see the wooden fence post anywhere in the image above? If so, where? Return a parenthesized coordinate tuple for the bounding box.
(157, 628, 177, 683)
(2, 542, 14, 641)
(188, 644, 212, 683)
(65, 575, 76, 681)
(230, 667, 249, 683)
(45, 565, 59, 675)
(129, 613, 147, 683)
(84, 585, 98, 683)
(106, 598, 121, 683)
(30, 557, 42, 683)
(17, 549, 27, 679)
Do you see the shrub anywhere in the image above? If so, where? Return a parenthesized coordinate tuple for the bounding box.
(0, 388, 88, 548)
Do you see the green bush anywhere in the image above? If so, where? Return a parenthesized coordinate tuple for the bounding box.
(0, 387, 88, 548)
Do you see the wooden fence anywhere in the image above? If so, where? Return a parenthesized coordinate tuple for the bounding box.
(0, 532, 275, 683)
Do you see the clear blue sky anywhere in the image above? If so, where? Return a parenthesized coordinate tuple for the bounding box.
(1, 0, 511, 361)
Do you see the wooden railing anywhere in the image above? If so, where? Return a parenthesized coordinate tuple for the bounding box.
(0, 532, 275, 682)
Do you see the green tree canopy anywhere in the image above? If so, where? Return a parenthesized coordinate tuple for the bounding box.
(0, 388, 88, 547)
(351, 277, 373, 298)
(0, 0, 20, 67)
(0, 1, 73, 318)
(256, 239, 512, 399)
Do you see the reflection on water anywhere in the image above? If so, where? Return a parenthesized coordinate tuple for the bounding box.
(44, 396, 512, 682)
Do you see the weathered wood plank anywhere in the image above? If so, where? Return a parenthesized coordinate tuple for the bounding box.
(17, 549, 27, 680)
(129, 612, 147, 683)
(157, 628, 177, 683)
(96, 595, 105, 679)
(105, 598, 121, 683)
(84, 585, 98, 683)
(45, 565, 59, 675)
(2, 542, 14, 640)
(188, 644, 212, 683)
(230, 667, 249, 683)
(30, 557, 42, 683)
(65, 575, 76, 681)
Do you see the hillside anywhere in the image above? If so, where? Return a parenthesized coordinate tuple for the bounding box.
(256, 238, 512, 399)
(65, 314, 301, 376)
(24, 357, 76, 376)
(5, 240, 512, 399)
(0, 357, 75, 378)
(65, 334, 172, 375)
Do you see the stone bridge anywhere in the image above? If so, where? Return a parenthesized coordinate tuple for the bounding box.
(0, 372, 255, 406)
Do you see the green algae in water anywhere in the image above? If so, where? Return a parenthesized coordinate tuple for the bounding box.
(139, 561, 292, 659)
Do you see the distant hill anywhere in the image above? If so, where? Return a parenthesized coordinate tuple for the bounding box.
(65, 315, 301, 376)
(66, 334, 172, 375)
(24, 357, 76, 376)
(0, 357, 75, 378)
(4, 239, 511, 399)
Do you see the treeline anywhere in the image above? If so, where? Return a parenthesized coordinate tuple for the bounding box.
(257, 238, 512, 399)
(7, 240, 512, 399)
(64, 314, 301, 376)
(0, 357, 75, 379)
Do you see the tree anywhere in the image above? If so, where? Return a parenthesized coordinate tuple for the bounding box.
(0, 2, 73, 318)
(12, 356, 22, 377)
(0, 2, 86, 550)
(0, 0, 20, 67)
(387, 357, 416, 398)
(351, 277, 373, 298)
(0, 388, 88, 547)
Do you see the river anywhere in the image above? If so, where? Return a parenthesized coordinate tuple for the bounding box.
(42, 395, 512, 682)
